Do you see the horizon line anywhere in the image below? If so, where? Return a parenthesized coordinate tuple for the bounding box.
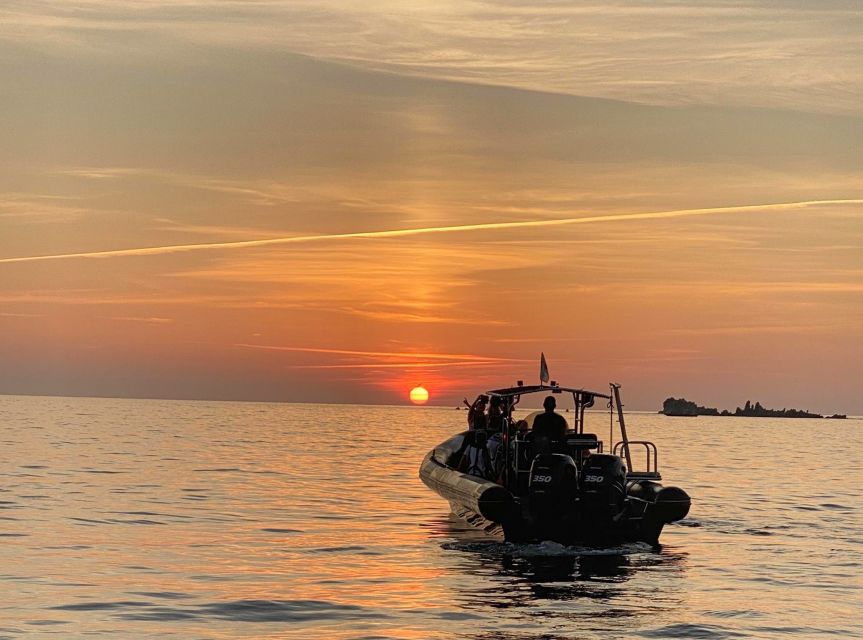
(0, 390, 857, 416)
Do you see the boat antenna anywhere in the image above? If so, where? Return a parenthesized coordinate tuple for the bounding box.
(610, 383, 634, 472)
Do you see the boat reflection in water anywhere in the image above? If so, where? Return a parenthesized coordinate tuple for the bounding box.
(427, 513, 690, 636)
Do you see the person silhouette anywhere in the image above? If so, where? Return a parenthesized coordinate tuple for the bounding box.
(467, 395, 488, 430)
(458, 430, 493, 479)
(487, 395, 505, 433)
(531, 395, 568, 442)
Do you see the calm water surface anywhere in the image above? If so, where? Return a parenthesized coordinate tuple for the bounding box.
(0, 395, 860, 639)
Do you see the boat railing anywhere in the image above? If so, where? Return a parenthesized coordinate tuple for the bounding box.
(512, 433, 603, 477)
(613, 440, 661, 480)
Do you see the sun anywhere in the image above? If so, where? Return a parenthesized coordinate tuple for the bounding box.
(409, 385, 429, 405)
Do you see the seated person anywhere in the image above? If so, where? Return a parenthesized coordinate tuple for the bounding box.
(531, 396, 568, 443)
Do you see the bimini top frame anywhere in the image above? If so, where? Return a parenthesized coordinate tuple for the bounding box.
(487, 383, 611, 437)
(487, 384, 611, 400)
(483, 381, 643, 489)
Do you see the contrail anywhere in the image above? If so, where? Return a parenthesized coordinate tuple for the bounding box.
(2, 198, 860, 264)
(282, 361, 507, 369)
(234, 344, 528, 363)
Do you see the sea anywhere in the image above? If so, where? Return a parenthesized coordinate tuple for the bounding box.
(0, 395, 860, 639)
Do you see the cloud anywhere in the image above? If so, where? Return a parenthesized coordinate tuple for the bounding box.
(0, 292, 268, 307)
(57, 167, 313, 206)
(0, 194, 92, 223)
(633, 280, 863, 297)
(5, 1, 862, 113)
(235, 343, 537, 379)
(1, 198, 860, 265)
(340, 306, 512, 326)
(151, 218, 289, 240)
(106, 316, 174, 324)
(659, 324, 839, 337)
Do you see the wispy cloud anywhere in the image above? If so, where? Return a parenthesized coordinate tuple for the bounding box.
(341, 306, 512, 326)
(491, 336, 619, 344)
(235, 344, 533, 379)
(6, 1, 863, 113)
(634, 280, 863, 297)
(105, 316, 174, 324)
(151, 218, 288, 240)
(0, 292, 285, 308)
(659, 324, 839, 337)
(57, 167, 316, 206)
(2, 198, 860, 264)
(0, 195, 92, 223)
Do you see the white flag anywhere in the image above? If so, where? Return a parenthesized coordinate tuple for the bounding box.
(540, 352, 550, 384)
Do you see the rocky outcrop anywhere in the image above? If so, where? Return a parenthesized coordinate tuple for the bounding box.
(661, 397, 828, 418)
(661, 397, 720, 416)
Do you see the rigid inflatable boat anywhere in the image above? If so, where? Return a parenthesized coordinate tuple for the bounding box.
(420, 379, 690, 546)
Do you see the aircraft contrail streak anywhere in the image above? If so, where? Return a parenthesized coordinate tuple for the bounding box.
(1, 198, 860, 264)
(234, 344, 528, 362)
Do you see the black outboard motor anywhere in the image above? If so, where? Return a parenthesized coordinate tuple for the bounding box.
(627, 481, 691, 545)
(528, 453, 578, 522)
(578, 454, 627, 524)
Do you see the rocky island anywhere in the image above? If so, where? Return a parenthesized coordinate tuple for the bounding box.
(660, 397, 842, 419)
(661, 397, 719, 416)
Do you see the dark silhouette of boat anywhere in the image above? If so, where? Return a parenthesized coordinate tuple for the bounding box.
(420, 380, 691, 546)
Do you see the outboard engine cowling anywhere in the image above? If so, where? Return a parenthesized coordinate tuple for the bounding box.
(528, 453, 578, 516)
(628, 481, 691, 523)
(578, 454, 627, 522)
(654, 486, 691, 523)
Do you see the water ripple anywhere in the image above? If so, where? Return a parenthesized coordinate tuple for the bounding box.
(0, 397, 859, 639)
(108, 599, 391, 622)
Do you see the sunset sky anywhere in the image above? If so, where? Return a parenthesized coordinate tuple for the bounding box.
(2, 1, 862, 411)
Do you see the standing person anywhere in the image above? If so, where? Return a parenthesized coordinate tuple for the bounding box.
(531, 396, 568, 442)
(486, 429, 505, 482)
(467, 395, 488, 430)
(458, 430, 493, 479)
(487, 395, 505, 433)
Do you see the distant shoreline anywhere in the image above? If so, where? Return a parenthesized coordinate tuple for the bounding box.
(660, 397, 847, 419)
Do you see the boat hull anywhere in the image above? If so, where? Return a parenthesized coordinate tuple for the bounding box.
(419, 432, 690, 546)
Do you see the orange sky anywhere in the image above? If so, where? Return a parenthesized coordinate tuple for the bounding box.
(1, 2, 862, 411)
